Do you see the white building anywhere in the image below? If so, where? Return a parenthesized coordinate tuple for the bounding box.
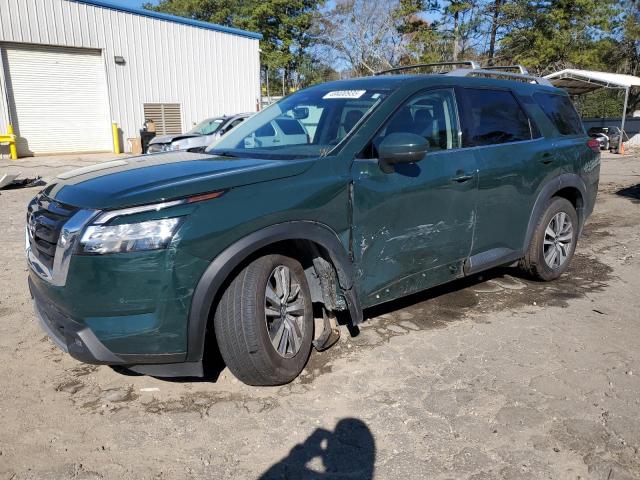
(0, 0, 261, 156)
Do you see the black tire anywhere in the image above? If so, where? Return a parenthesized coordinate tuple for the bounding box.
(520, 197, 579, 281)
(213, 254, 313, 386)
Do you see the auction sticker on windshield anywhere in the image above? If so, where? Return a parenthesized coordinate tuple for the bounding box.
(323, 90, 366, 99)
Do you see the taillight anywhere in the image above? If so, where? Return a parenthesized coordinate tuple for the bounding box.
(587, 138, 600, 153)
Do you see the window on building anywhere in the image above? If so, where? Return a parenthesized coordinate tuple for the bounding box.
(461, 89, 532, 147)
(143, 103, 182, 135)
(534, 93, 585, 136)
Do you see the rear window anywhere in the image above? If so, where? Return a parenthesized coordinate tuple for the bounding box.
(462, 89, 533, 147)
(534, 93, 584, 136)
(275, 118, 306, 135)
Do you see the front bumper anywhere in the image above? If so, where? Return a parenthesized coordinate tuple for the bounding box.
(30, 276, 203, 377)
(146, 143, 169, 153)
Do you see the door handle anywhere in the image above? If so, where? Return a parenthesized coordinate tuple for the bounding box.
(540, 153, 554, 165)
(451, 174, 473, 183)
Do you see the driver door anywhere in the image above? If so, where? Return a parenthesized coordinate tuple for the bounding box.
(351, 88, 478, 305)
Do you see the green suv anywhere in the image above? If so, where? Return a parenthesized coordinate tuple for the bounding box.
(27, 65, 600, 385)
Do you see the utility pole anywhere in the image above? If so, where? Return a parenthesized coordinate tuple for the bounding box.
(266, 67, 270, 104)
(620, 86, 630, 153)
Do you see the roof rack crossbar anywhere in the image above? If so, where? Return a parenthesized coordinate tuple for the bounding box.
(446, 68, 553, 86)
(375, 61, 481, 76)
(482, 64, 529, 74)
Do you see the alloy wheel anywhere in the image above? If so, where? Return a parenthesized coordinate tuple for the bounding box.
(264, 265, 306, 358)
(543, 211, 574, 269)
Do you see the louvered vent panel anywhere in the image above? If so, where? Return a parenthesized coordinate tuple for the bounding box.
(143, 103, 182, 135)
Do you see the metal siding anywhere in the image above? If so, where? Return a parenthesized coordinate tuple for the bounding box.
(0, 49, 9, 131)
(0, 0, 261, 153)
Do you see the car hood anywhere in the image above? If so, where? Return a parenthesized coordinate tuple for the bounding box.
(43, 151, 315, 210)
(148, 133, 200, 144)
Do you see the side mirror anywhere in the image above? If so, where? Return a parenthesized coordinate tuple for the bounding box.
(292, 107, 309, 120)
(378, 132, 428, 173)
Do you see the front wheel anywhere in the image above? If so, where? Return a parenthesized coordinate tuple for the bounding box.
(214, 254, 313, 386)
(520, 197, 579, 281)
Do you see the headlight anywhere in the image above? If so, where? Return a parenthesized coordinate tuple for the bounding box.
(168, 143, 182, 151)
(79, 217, 182, 254)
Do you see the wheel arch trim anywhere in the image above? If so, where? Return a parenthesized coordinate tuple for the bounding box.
(523, 173, 587, 252)
(186, 221, 361, 362)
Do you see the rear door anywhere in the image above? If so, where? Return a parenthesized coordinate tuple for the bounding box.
(532, 91, 598, 212)
(532, 91, 590, 168)
(457, 87, 548, 260)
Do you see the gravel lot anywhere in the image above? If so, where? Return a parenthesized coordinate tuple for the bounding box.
(1, 151, 639, 480)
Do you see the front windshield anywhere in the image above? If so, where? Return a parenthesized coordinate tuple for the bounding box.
(207, 88, 388, 159)
(189, 118, 224, 135)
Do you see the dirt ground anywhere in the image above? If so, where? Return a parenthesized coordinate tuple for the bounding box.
(1, 151, 639, 480)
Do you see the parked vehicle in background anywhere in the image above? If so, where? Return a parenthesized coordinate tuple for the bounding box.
(606, 126, 628, 153)
(26, 64, 600, 386)
(587, 126, 612, 150)
(147, 113, 251, 153)
(587, 126, 629, 152)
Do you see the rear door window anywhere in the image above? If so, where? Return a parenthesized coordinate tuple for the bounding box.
(533, 92, 584, 136)
(461, 88, 533, 147)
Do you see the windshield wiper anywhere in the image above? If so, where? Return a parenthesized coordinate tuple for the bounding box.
(209, 150, 241, 158)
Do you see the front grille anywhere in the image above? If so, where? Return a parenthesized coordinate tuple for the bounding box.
(27, 194, 78, 270)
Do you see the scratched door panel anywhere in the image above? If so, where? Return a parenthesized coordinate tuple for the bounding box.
(352, 149, 478, 306)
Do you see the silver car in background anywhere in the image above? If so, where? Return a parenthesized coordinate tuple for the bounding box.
(147, 113, 252, 153)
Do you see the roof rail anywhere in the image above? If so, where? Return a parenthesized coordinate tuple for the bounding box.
(482, 64, 529, 74)
(375, 61, 481, 76)
(446, 68, 553, 86)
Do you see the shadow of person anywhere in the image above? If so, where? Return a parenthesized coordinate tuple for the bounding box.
(617, 183, 640, 203)
(259, 418, 375, 480)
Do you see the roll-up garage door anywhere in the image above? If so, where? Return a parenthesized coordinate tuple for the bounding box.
(2, 44, 112, 156)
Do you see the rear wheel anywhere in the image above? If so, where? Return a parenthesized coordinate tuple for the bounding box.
(214, 254, 313, 386)
(520, 197, 578, 281)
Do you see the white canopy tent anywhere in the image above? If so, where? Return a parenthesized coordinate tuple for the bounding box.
(545, 69, 640, 147)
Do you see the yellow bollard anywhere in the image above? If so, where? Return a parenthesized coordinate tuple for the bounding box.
(112, 122, 121, 154)
(7, 124, 17, 160)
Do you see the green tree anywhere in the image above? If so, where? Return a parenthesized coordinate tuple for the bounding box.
(393, 0, 447, 64)
(604, 0, 640, 114)
(575, 89, 625, 118)
(498, 0, 617, 74)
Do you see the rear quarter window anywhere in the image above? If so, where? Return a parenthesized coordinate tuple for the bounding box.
(461, 88, 533, 147)
(533, 92, 585, 136)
